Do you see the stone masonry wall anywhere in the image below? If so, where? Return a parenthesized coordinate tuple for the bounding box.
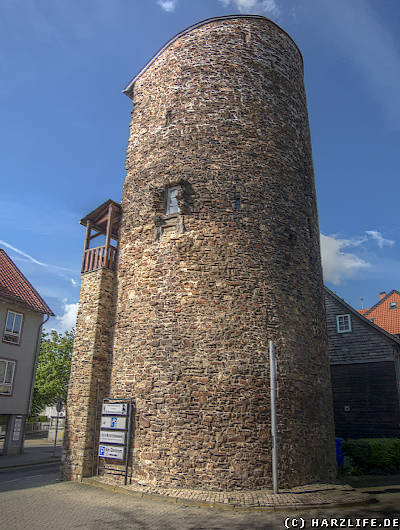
(62, 268, 115, 481)
(109, 16, 336, 490)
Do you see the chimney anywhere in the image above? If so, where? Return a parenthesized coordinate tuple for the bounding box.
(379, 291, 387, 300)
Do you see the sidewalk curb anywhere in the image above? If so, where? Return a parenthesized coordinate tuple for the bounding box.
(81, 478, 377, 512)
(0, 458, 61, 471)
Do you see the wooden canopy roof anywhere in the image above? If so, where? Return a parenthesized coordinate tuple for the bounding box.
(80, 199, 121, 239)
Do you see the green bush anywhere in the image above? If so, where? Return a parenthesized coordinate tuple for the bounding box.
(342, 438, 400, 474)
(28, 415, 49, 423)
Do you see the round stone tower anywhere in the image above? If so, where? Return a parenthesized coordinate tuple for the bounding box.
(110, 15, 336, 490)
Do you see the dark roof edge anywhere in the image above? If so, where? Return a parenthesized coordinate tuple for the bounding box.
(324, 286, 400, 346)
(363, 289, 400, 316)
(80, 199, 122, 227)
(122, 14, 303, 99)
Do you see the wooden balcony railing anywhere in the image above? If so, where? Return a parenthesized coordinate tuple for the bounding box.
(81, 245, 117, 273)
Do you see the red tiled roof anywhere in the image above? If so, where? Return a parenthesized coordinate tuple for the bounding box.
(357, 308, 370, 316)
(0, 249, 54, 315)
(361, 290, 400, 335)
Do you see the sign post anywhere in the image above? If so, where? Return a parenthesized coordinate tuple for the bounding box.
(53, 397, 62, 456)
(97, 398, 133, 485)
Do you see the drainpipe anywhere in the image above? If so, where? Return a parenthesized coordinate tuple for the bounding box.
(27, 313, 51, 416)
(269, 340, 279, 494)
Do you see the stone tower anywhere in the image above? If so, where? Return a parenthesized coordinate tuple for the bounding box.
(63, 15, 336, 490)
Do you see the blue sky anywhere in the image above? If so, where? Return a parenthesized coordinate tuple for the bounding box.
(1, 0, 399, 332)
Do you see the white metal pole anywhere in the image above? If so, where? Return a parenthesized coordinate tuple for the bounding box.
(269, 340, 278, 494)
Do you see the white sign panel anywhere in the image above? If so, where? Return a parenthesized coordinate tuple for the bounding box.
(12, 416, 23, 441)
(102, 403, 128, 415)
(99, 430, 126, 445)
(101, 416, 127, 430)
(98, 444, 125, 460)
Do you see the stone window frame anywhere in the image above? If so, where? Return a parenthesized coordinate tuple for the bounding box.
(336, 314, 352, 334)
(153, 180, 193, 241)
(3, 310, 24, 345)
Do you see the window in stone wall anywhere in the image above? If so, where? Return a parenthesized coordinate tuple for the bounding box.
(166, 186, 179, 215)
(336, 314, 352, 333)
(234, 197, 241, 210)
(165, 109, 172, 126)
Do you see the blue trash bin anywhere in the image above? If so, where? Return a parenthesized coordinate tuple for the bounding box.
(336, 437, 344, 468)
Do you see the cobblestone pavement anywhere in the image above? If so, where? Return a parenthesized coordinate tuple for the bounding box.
(89, 476, 370, 508)
(1, 480, 400, 530)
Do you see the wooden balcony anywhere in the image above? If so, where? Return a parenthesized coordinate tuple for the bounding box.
(80, 199, 121, 274)
(81, 245, 117, 274)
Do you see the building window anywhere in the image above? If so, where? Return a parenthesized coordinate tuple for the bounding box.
(3, 310, 23, 344)
(0, 359, 16, 395)
(166, 186, 179, 215)
(234, 198, 241, 210)
(389, 302, 397, 309)
(370, 317, 374, 323)
(336, 314, 352, 333)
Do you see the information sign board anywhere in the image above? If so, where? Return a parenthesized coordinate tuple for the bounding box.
(99, 430, 126, 445)
(12, 416, 23, 441)
(102, 403, 128, 415)
(98, 444, 124, 460)
(100, 416, 127, 430)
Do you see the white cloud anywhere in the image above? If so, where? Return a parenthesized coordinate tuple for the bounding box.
(71, 278, 78, 287)
(157, 0, 178, 12)
(364, 230, 395, 249)
(320, 229, 396, 285)
(53, 303, 78, 333)
(219, 0, 280, 17)
(320, 234, 370, 285)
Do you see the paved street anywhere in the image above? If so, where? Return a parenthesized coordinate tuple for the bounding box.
(1, 464, 400, 529)
(0, 462, 60, 493)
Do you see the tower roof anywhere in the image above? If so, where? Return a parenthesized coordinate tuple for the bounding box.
(80, 199, 121, 239)
(122, 15, 303, 99)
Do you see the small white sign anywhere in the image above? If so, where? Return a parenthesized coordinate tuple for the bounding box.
(102, 403, 128, 415)
(98, 444, 125, 460)
(12, 417, 23, 441)
(101, 416, 127, 430)
(99, 430, 126, 445)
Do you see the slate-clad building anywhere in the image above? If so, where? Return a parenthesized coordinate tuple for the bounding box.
(325, 287, 400, 439)
(63, 15, 336, 490)
(0, 249, 54, 455)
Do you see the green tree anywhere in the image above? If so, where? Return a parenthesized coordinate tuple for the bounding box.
(31, 329, 74, 415)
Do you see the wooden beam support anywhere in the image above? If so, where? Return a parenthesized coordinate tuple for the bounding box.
(104, 204, 113, 269)
(81, 220, 91, 273)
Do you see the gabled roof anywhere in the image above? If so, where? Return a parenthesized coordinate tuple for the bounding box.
(0, 249, 54, 316)
(360, 290, 400, 335)
(324, 286, 400, 346)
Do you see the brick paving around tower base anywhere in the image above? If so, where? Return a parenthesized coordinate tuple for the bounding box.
(84, 476, 372, 510)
